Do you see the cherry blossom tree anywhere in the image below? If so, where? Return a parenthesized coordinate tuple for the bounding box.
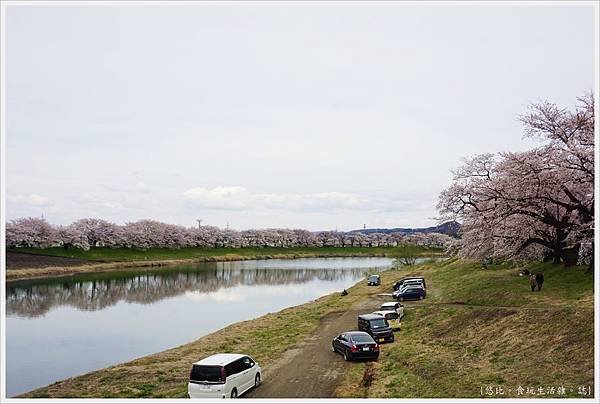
(7, 218, 455, 251)
(521, 92, 594, 263)
(189, 225, 220, 247)
(71, 218, 123, 248)
(293, 229, 318, 247)
(438, 93, 594, 266)
(121, 220, 193, 249)
(6, 217, 58, 248)
(57, 224, 90, 250)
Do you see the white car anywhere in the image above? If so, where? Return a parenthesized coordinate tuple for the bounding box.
(188, 353, 261, 399)
(372, 310, 400, 322)
(380, 301, 405, 319)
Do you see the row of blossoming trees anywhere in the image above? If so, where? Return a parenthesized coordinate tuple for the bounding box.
(438, 93, 594, 267)
(5, 217, 455, 250)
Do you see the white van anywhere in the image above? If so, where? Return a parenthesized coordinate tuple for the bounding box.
(380, 301, 405, 319)
(188, 353, 261, 398)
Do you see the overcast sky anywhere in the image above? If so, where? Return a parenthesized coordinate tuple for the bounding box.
(4, 3, 596, 231)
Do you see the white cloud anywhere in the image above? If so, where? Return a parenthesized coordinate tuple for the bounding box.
(183, 186, 249, 210)
(8, 194, 52, 207)
(184, 283, 315, 303)
(259, 191, 366, 211)
(185, 287, 248, 303)
(135, 181, 150, 194)
(183, 186, 368, 212)
(101, 201, 123, 209)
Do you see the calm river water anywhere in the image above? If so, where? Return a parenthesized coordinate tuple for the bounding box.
(5, 257, 394, 397)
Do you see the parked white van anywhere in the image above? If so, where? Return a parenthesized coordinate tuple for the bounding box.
(188, 353, 261, 398)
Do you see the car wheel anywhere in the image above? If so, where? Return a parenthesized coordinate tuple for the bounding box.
(231, 388, 238, 398)
(343, 350, 350, 361)
(255, 373, 261, 388)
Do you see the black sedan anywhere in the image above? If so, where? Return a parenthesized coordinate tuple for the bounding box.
(393, 287, 426, 301)
(332, 331, 379, 361)
(367, 275, 381, 286)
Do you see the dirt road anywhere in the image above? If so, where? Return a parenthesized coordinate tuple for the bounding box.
(246, 295, 406, 398)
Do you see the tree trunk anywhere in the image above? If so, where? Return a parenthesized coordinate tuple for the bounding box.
(561, 243, 581, 267)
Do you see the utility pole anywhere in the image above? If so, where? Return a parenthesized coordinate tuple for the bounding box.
(363, 223, 366, 230)
(196, 219, 203, 229)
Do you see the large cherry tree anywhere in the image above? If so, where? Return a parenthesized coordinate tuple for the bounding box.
(438, 93, 594, 266)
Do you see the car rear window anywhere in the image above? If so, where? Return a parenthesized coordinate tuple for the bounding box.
(351, 334, 375, 343)
(369, 318, 388, 328)
(190, 365, 223, 383)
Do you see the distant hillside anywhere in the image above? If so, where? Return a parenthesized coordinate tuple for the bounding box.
(349, 221, 461, 238)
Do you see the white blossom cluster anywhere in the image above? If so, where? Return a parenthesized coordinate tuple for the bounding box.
(5, 217, 455, 251)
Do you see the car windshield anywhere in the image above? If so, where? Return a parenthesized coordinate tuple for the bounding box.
(190, 365, 223, 383)
(370, 318, 388, 328)
(351, 334, 375, 343)
(369, 276, 379, 281)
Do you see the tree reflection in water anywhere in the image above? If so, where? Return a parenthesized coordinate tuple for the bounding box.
(7, 260, 381, 318)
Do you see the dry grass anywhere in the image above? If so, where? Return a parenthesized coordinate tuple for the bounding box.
(335, 259, 594, 398)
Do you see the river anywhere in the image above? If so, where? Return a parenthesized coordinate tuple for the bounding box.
(5, 257, 394, 397)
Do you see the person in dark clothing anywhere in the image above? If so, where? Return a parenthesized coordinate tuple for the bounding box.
(529, 273, 544, 291)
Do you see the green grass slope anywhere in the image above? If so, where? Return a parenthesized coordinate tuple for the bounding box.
(8, 245, 441, 262)
(337, 258, 594, 398)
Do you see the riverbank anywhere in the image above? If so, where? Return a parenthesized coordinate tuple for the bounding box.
(21, 258, 594, 398)
(6, 246, 440, 282)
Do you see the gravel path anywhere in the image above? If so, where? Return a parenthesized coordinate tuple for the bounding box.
(246, 297, 387, 398)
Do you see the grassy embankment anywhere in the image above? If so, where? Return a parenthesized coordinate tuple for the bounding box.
(336, 258, 594, 398)
(22, 258, 593, 398)
(7, 246, 441, 281)
(8, 245, 438, 262)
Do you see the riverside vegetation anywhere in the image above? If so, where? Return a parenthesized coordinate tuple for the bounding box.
(8, 245, 437, 263)
(21, 258, 593, 398)
(6, 246, 441, 281)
